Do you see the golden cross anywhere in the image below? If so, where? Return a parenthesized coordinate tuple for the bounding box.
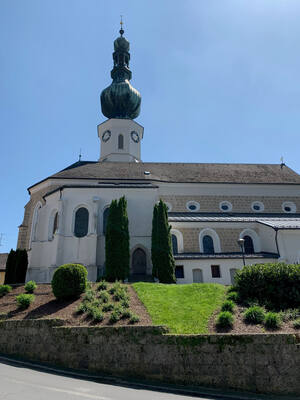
(120, 15, 123, 29)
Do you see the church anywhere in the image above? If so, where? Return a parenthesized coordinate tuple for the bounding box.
(18, 27, 300, 285)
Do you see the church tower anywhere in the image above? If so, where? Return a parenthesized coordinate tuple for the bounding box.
(98, 24, 143, 162)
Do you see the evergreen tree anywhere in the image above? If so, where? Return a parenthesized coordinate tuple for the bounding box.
(105, 196, 130, 281)
(151, 200, 176, 283)
(15, 249, 28, 283)
(151, 204, 159, 279)
(4, 249, 16, 284)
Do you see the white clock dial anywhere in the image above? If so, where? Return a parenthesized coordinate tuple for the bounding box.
(102, 130, 111, 142)
(131, 131, 139, 143)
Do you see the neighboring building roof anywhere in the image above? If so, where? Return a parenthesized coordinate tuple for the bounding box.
(174, 252, 279, 260)
(28, 161, 300, 190)
(0, 253, 8, 271)
(169, 213, 300, 226)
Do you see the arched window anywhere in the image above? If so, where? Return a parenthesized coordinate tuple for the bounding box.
(243, 235, 254, 254)
(53, 212, 59, 235)
(118, 134, 124, 149)
(103, 207, 110, 235)
(203, 235, 214, 254)
(74, 207, 89, 238)
(172, 234, 178, 254)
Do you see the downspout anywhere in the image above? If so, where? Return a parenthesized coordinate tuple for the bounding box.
(274, 228, 280, 258)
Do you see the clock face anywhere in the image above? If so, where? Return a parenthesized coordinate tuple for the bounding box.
(102, 130, 111, 142)
(131, 131, 139, 143)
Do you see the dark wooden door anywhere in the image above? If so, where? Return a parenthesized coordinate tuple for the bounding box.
(132, 248, 147, 274)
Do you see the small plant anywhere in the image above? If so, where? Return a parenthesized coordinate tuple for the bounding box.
(264, 312, 281, 330)
(102, 303, 114, 312)
(97, 280, 108, 291)
(109, 310, 121, 324)
(293, 318, 300, 329)
(83, 290, 95, 303)
(221, 300, 235, 313)
(109, 281, 122, 295)
(121, 309, 132, 319)
(99, 291, 109, 303)
(89, 307, 104, 322)
(227, 285, 237, 293)
(243, 306, 265, 324)
(113, 288, 129, 302)
(51, 263, 87, 300)
(129, 313, 140, 324)
(215, 311, 234, 329)
(16, 294, 35, 309)
(24, 280, 37, 293)
(280, 309, 299, 322)
(120, 299, 130, 308)
(76, 302, 87, 314)
(0, 285, 12, 297)
(226, 291, 239, 303)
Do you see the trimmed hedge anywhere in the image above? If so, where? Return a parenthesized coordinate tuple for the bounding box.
(51, 263, 87, 300)
(234, 263, 300, 309)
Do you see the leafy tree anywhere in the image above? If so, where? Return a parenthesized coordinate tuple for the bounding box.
(4, 249, 16, 284)
(151, 200, 176, 283)
(105, 196, 130, 281)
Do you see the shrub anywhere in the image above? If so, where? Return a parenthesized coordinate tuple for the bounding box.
(121, 310, 132, 319)
(226, 291, 239, 303)
(87, 306, 103, 322)
(129, 313, 140, 324)
(97, 281, 108, 291)
(99, 291, 109, 303)
(102, 303, 114, 312)
(25, 280, 37, 293)
(243, 306, 265, 324)
(76, 302, 87, 314)
(234, 263, 300, 309)
(16, 294, 35, 309)
(227, 285, 237, 293)
(109, 310, 121, 324)
(221, 300, 235, 313)
(280, 308, 299, 322)
(83, 290, 95, 303)
(0, 285, 12, 297)
(293, 319, 300, 329)
(109, 281, 122, 295)
(264, 312, 281, 330)
(121, 299, 130, 308)
(215, 311, 234, 329)
(113, 288, 129, 302)
(51, 263, 87, 300)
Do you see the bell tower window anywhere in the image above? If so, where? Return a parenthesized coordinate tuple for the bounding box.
(118, 134, 124, 149)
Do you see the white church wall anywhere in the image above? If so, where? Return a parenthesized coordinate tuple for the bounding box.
(277, 230, 300, 263)
(175, 257, 278, 285)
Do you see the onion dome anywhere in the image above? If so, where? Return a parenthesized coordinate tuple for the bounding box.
(100, 27, 141, 120)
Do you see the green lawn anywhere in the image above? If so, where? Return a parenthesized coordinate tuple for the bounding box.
(133, 282, 226, 334)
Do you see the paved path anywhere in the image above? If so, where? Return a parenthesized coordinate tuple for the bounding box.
(0, 358, 280, 400)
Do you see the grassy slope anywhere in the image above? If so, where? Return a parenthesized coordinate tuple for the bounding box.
(133, 283, 226, 334)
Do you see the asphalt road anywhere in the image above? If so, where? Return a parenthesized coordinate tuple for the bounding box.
(0, 360, 226, 400)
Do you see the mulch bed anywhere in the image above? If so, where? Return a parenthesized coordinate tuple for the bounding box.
(0, 284, 152, 327)
(208, 304, 299, 334)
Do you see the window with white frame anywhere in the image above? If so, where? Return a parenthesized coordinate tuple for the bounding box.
(219, 201, 232, 212)
(282, 201, 296, 213)
(186, 201, 200, 212)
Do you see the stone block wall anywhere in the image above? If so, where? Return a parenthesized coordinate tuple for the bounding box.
(0, 319, 299, 395)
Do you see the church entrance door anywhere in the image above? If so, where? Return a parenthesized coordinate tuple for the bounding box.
(132, 248, 147, 274)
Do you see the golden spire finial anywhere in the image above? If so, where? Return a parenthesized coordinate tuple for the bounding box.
(120, 15, 124, 36)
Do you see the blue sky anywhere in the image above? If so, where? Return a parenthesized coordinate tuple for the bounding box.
(1, 0, 300, 252)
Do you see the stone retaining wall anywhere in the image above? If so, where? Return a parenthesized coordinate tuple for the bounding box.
(0, 319, 299, 395)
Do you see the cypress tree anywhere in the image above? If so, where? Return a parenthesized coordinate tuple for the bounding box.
(151, 200, 176, 283)
(4, 249, 16, 284)
(151, 204, 159, 279)
(15, 249, 28, 283)
(105, 196, 130, 281)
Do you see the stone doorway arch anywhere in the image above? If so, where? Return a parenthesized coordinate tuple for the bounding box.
(132, 248, 147, 275)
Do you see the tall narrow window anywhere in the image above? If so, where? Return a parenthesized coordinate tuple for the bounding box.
(243, 235, 254, 254)
(74, 207, 89, 238)
(103, 208, 110, 235)
(172, 234, 178, 254)
(118, 134, 124, 149)
(52, 212, 59, 236)
(203, 235, 214, 254)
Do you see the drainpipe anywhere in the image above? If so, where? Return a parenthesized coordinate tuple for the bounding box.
(274, 228, 280, 258)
